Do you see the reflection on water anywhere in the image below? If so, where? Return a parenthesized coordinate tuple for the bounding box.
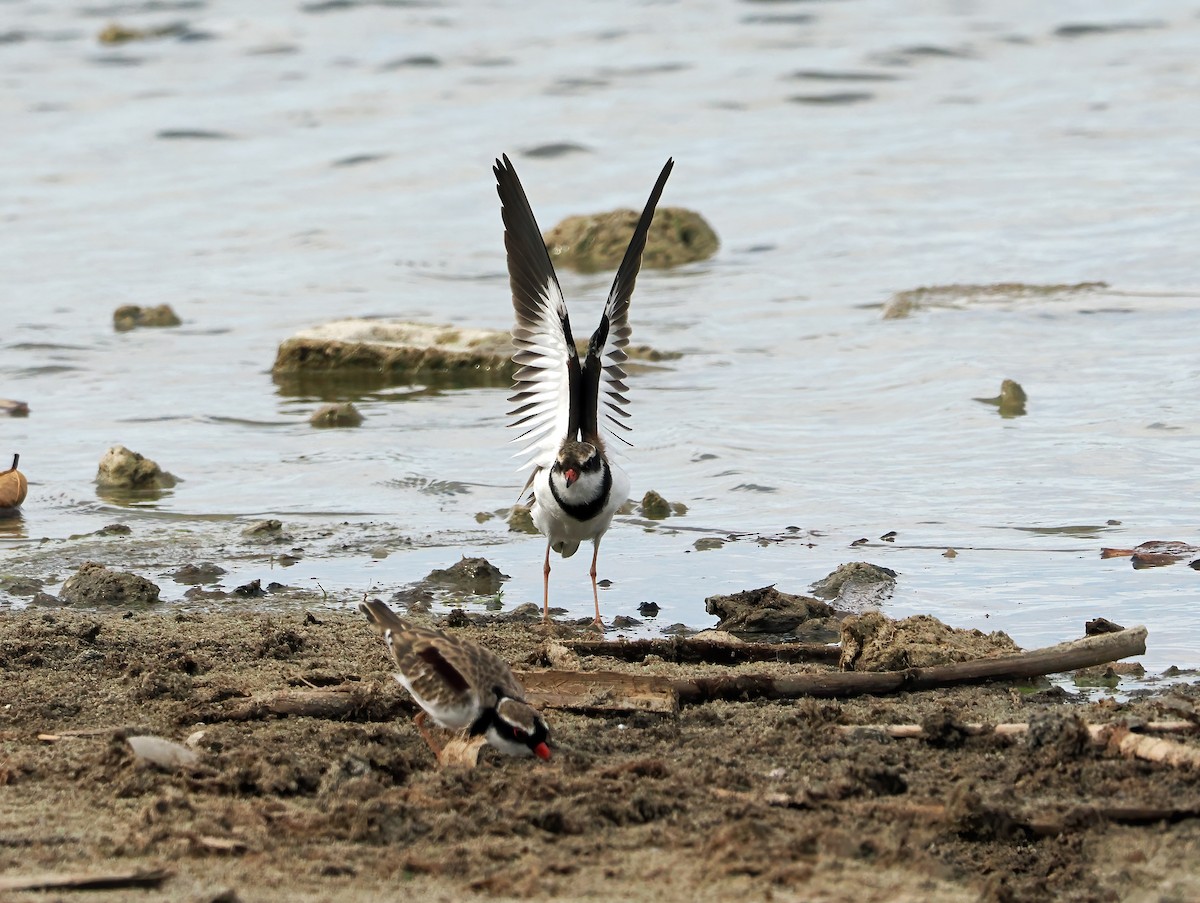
(1, 0, 1199, 672)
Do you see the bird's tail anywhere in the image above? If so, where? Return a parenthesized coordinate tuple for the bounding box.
(359, 597, 408, 635)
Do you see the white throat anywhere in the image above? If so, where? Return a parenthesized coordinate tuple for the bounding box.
(549, 466, 607, 505)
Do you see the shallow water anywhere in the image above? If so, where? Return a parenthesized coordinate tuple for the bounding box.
(2, 0, 1198, 672)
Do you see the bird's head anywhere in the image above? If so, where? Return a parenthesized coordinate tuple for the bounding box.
(554, 440, 600, 489)
(488, 696, 551, 760)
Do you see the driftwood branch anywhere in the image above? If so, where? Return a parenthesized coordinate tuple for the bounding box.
(0, 868, 170, 893)
(671, 625, 1147, 705)
(565, 636, 840, 666)
(198, 685, 408, 723)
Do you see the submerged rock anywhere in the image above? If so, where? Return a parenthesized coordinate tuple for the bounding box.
(95, 445, 178, 490)
(974, 379, 1027, 418)
(60, 561, 161, 607)
(309, 402, 364, 428)
(113, 304, 182, 331)
(810, 562, 897, 609)
(882, 281, 1107, 319)
(545, 206, 718, 272)
(840, 612, 1018, 671)
(704, 585, 834, 634)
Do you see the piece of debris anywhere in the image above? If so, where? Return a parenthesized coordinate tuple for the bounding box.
(704, 585, 835, 635)
(309, 402, 363, 428)
(810, 562, 897, 608)
(172, 562, 227, 585)
(1, 398, 29, 417)
(112, 304, 182, 331)
(95, 445, 178, 490)
(1100, 541, 1200, 569)
(60, 562, 161, 607)
(0, 453, 28, 510)
(840, 612, 1019, 671)
(127, 735, 201, 769)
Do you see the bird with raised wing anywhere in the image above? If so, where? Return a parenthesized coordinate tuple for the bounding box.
(359, 598, 551, 760)
(494, 155, 673, 625)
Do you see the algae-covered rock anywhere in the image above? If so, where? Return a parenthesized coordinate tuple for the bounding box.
(96, 445, 178, 490)
(113, 304, 182, 331)
(545, 206, 718, 273)
(60, 561, 161, 607)
(639, 489, 687, 520)
(507, 505, 538, 535)
(974, 379, 1027, 418)
(839, 612, 1018, 671)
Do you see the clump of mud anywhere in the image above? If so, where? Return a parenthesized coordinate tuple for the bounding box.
(705, 585, 835, 635)
(840, 611, 1018, 671)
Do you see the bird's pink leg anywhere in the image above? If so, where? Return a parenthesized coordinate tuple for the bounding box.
(542, 541, 552, 622)
(590, 541, 603, 627)
(413, 710, 443, 758)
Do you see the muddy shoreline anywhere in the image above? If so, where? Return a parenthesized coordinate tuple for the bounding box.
(2, 598, 1199, 903)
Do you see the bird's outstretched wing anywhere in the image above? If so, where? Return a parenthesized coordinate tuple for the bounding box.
(579, 159, 674, 451)
(495, 154, 579, 475)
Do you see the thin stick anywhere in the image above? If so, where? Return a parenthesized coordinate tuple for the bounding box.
(565, 637, 841, 666)
(0, 868, 171, 893)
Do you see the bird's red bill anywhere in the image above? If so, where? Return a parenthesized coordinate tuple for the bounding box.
(533, 742, 551, 760)
(564, 468, 578, 486)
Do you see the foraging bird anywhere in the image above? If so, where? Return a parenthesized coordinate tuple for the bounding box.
(359, 598, 550, 760)
(494, 155, 674, 624)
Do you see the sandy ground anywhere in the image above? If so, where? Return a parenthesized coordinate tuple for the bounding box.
(2, 606, 1200, 903)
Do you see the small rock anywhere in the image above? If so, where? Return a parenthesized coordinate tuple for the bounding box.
(638, 601, 660, 617)
(704, 585, 834, 634)
(233, 579, 265, 598)
(172, 562, 227, 585)
(0, 398, 30, 417)
(309, 402, 363, 428)
(60, 561, 161, 607)
(611, 615, 641, 629)
(96, 445, 178, 490)
(112, 304, 182, 331)
(242, 519, 284, 537)
(98, 523, 132, 535)
(693, 537, 725, 551)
